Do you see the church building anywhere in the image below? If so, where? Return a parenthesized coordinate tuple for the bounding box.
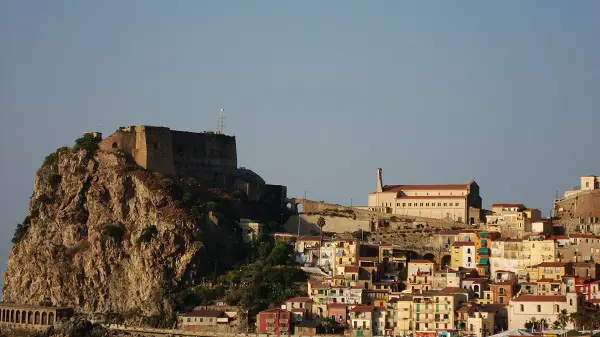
(367, 168, 483, 224)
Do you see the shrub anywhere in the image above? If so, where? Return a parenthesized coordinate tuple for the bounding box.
(43, 152, 58, 166)
(104, 223, 126, 242)
(136, 225, 158, 244)
(12, 221, 30, 244)
(72, 133, 101, 155)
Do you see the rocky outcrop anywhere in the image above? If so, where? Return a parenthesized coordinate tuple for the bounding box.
(2, 148, 241, 324)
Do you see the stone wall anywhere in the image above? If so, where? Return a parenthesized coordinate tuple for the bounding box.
(170, 131, 237, 172)
(555, 190, 600, 232)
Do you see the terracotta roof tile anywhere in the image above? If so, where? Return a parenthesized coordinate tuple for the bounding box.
(286, 297, 312, 303)
(511, 295, 566, 302)
(491, 204, 525, 208)
(345, 266, 360, 273)
(351, 305, 374, 313)
(382, 184, 470, 192)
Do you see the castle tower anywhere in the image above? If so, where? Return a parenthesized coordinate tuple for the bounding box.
(377, 168, 383, 193)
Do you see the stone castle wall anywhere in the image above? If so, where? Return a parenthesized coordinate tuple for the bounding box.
(99, 126, 237, 176)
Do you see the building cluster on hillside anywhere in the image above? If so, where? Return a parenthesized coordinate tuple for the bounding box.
(247, 174, 600, 337)
(250, 229, 600, 337)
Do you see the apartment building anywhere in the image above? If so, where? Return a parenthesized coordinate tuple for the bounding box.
(334, 238, 360, 275)
(412, 288, 465, 334)
(475, 232, 497, 276)
(490, 239, 527, 277)
(451, 242, 476, 269)
(523, 235, 555, 267)
(350, 305, 375, 337)
(486, 204, 541, 239)
(256, 308, 291, 335)
(407, 260, 436, 292)
(284, 297, 313, 322)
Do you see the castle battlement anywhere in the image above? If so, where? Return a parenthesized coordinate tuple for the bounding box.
(99, 125, 237, 176)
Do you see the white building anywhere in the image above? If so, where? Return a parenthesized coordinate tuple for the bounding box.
(507, 294, 580, 330)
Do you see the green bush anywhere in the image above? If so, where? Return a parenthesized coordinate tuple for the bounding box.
(12, 221, 30, 244)
(136, 225, 158, 244)
(104, 223, 126, 242)
(72, 133, 101, 155)
(43, 152, 58, 166)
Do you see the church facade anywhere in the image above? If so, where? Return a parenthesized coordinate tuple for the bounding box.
(367, 168, 482, 224)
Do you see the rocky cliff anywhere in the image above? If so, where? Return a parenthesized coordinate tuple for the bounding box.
(2, 146, 247, 325)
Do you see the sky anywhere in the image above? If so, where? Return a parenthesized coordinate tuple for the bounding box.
(1, 1, 600, 288)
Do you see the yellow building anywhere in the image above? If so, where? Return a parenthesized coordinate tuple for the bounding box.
(333, 238, 359, 275)
(407, 260, 436, 292)
(475, 232, 498, 277)
(486, 204, 542, 238)
(389, 295, 414, 337)
(412, 288, 461, 333)
(451, 242, 476, 270)
(523, 235, 555, 266)
(367, 168, 483, 224)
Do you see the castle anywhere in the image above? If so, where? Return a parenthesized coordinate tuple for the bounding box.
(97, 125, 286, 205)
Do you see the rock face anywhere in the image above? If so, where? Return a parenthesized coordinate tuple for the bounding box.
(2, 148, 239, 323)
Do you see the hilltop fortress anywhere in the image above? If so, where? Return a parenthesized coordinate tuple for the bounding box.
(97, 125, 286, 205)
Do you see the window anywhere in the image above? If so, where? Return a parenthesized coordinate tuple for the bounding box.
(200, 318, 204, 322)
(402, 203, 406, 207)
(408, 203, 412, 207)
(537, 305, 541, 312)
(444, 203, 447, 206)
(499, 297, 504, 304)
(187, 318, 191, 322)
(587, 182, 590, 187)
(438, 203, 442, 206)
(420, 203, 424, 206)
(499, 288, 504, 294)
(520, 304, 524, 312)
(426, 203, 429, 206)
(455, 202, 459, 206)
(555, 304, 560, 312)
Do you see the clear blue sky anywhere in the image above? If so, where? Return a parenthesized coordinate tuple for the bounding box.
(1, 1, 600, 285)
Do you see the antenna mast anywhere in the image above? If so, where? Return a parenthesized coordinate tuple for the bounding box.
(217, 107, 226, 134)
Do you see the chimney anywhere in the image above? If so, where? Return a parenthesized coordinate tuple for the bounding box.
(377, 168, 383, 193)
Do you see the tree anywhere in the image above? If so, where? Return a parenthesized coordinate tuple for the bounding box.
(538, 318, 548, 330)
(570, 311, 585, 330)
(557, 309, 569, 330)
(319, 317, 335, 334)
(551, 320, 561, 330)
(317, 216, 326, 233)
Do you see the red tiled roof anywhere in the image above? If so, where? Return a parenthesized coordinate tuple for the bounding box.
(382, 184, 470, 192)
(311, 282, 330, 290)
(328, 303, 347, 308)
(345, 266, 359, 273)
(286, 297, 312, 303)
(538, 262, 571, 267)
(511, 295, 566, 302)
(396, 195, 466, 199)
(351, 305, 374, 313)
(261, 308, 290, 314)
(453, 242, 475, 247)
(375, 306, 387, 311)
(491, 203, 525, 208)
(537, 278, 561, 283)
(570, 234, 599, 239)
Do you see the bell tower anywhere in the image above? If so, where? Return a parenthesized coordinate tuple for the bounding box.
(377, 168, 383, 193)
